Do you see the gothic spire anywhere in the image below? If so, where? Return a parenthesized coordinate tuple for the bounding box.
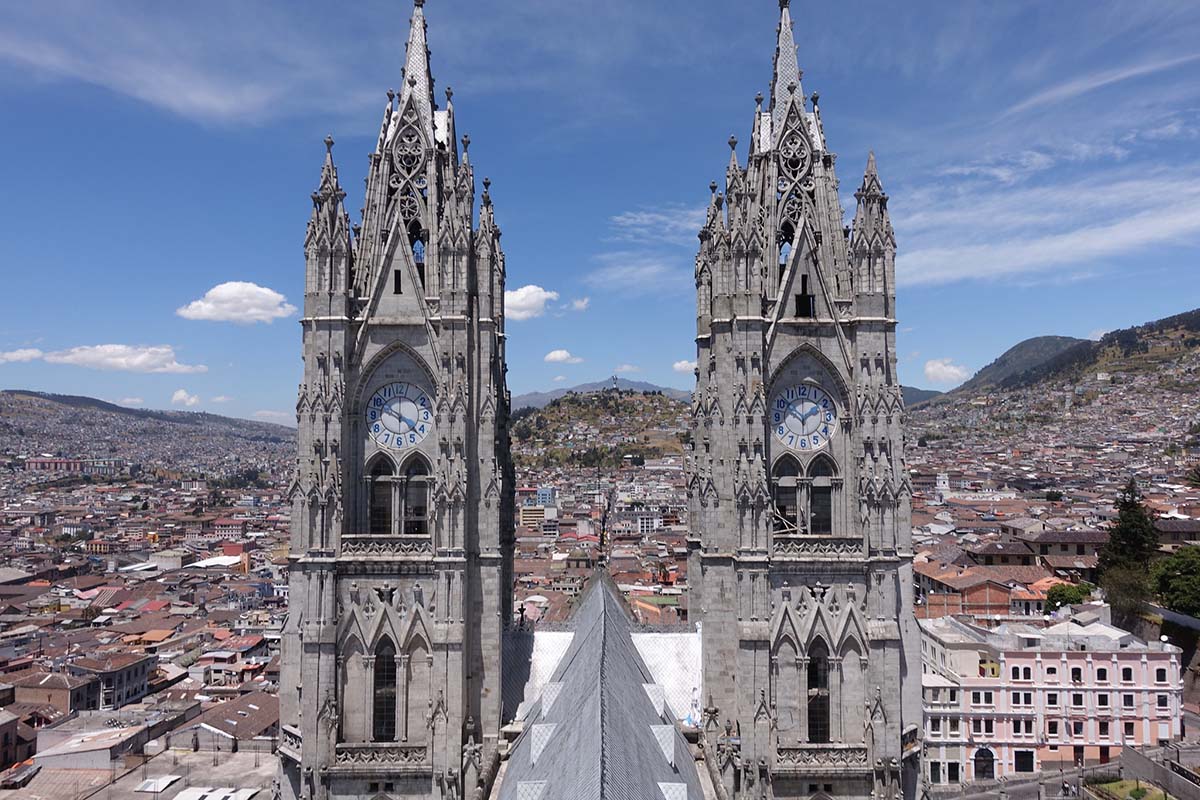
(770, 0, 804, 136)
(306, 135, 349, 252)
(399, 0, 436, 141)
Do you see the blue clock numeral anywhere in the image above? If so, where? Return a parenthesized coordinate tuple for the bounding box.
(799, 438, 808, 449)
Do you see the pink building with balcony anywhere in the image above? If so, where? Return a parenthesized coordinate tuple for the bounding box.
(920, 615, 1182, 786)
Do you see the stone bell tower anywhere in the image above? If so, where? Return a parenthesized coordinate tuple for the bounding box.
(277, 2, 515, 798)
(686, 2, 922, 798)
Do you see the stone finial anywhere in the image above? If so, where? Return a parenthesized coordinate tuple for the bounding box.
(715, 193, 724, 211)
(483, 177, 491, 191)
(779, 0, 790, 8)
(811, 91, 820, 107)
(755, 92, 763, 107)
(787, 81, 797, 95)
(323, 135, 334, 153)
(446, 86, 453, 102)
(461, 134, 471, 152)
(408, 75, 417, 88)
(414, 0, 425, 7)
(387, 88, 395, 103)
(728, 135, 737, 150)
(709, 181, 718, 195)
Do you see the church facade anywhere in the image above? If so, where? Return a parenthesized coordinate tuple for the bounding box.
(276, 2, 514, 799)
(686, 2, 923, 798)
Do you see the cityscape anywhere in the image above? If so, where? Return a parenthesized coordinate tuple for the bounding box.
(3, 1, 1200, 800)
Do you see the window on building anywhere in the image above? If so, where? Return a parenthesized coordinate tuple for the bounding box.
(1011, 691, 1020, 706)
(930, 761, 941, 784)
(393, 269, 403, 294)
(808, 456, 835, 535)
(1022, 666, 1032, 680)
(984, 720, 994, 735)
(369, 458, 394, 535)
(1097, 667, 1108, 682)
(1072, 720, 1084, 737)
(795, 274, 815, 318)
(1124, 721, 1135, 738)
(949, 689, 958, 703)
(1023, 692, 1032, 706)
(971, 691, 981, 705)
(1157, 694, 1169, 709)
(1099, 721, 1110, 738)
(931, 718, 942, 735)
(373, 639, 398, 742)
(1122, 667, 1133, 682)
(1071, 667, 1082, 683)
(1098, 694, 1109, 708)
(1048, 720, 1059, 737)
(1156, 667, 1167, 683)
(984, 691, 993, 705)
(1015, 751, 1035, 773)
(1072, 693, 1084, 707)
(1012, 666, 1020, 680)
(948, 762, 960, 783)
(1047, 692, 1059, 706)
(807, 640, 831, 744)
(972, 719, 982, 734)
(1047, 666, 1058, 680)
(402, 457, 430, 536)
(973, 749, 995, 781)
(1123, 694, 1135, 709)
(949, 719, 960, 735)
(771, 457, 800, 534)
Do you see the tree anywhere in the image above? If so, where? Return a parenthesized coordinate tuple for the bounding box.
(1045, 490, 1064, 502)
(1153, 546, 1200, 617)
(1046, 582, 1093, 610)
(1097, 478, 1159, 576)
(1101, 566, 1152, 629)
(1186, 463, 1200, 489)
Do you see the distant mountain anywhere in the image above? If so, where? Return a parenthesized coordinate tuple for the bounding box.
(955, 336, 1087, 395)
(991, 308, 1200, 390)
(512, 378, 690, 410)
(0, 390, 292, 433)
(902, 386, 943, 407)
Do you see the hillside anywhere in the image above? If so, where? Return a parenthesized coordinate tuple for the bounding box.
(994, 309, 1200, 390)
(512, 378, 690, 410)
(955, 336, 1086, 394)
(902, 386, 942, 407)
(510, 389, 689, 469)
(0, 390, 294, 474)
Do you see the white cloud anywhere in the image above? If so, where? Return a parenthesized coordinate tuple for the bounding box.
(0, 348, 43, 364)
(544, 349, 583, 364)
(119, 397, 144, 406)
(583, 253, 691, 296)
(43, 344, 207, 374)
(504, 285, 559, 321)
(614, 364, 640, 373)
(570, 297, 590, 312)
(177, 281, 296, 324)
(552, 375, 567, 382)
(923, 358, 970, 386)
(1005, 54, 1200, 117)
(896, 166, 1200, 286)
(211, 395, 232, 403)
(673, 359, 697, 373)
(171, 388, 200, 407)
(609, 206, 706, 247)
(253, 410, 295, 424)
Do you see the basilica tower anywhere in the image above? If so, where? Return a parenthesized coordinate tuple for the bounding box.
(686, 3, 922, 798)
(278, 3, 514, 799)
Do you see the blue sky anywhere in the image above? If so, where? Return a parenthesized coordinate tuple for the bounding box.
(1, 1, 1199, 423)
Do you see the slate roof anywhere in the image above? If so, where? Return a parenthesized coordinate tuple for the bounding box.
(498, 575, 704, 800)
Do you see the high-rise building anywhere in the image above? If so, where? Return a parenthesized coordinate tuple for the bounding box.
(277, 1, 514, 798)
(686, 2, 923, 797)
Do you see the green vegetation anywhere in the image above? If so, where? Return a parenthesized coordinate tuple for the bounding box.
(1094, 780, 1171, 800)
(1098, 479, 1159, 627)
(1046, 582, 1093, 610)
(1044, 489, 1064, 502)
(1153, 546, 1200, 617)
(1186, 462, 1200, 489)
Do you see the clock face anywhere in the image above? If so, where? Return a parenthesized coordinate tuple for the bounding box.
(366, 382, 434, 449)
(771, 384, 838, 451)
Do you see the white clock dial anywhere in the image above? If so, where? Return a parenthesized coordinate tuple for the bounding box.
(366, 382, 433, 449)
(771, 384, 838, 451)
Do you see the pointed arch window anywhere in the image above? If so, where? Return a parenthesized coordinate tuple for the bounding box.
(808, 639, 831, 743)
(408, 224, 426, 290)
(808, 456, 836, 536)
(373, 638, 398, 742)
(772, 456, 800, 534)
(368, 458, 394, 536)
(402, 457, 430, 536)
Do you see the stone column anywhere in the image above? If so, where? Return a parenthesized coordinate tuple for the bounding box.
(334, 656, 344, 743)
(362, 476, 372, 534)
(363, 655, 375, 740)
(392, 478, 402, 537)
(832, 656, 844, 741)
(395, 652, 407, 742)
(399, 653, 411, 742)
(798, 657, 809, 741)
